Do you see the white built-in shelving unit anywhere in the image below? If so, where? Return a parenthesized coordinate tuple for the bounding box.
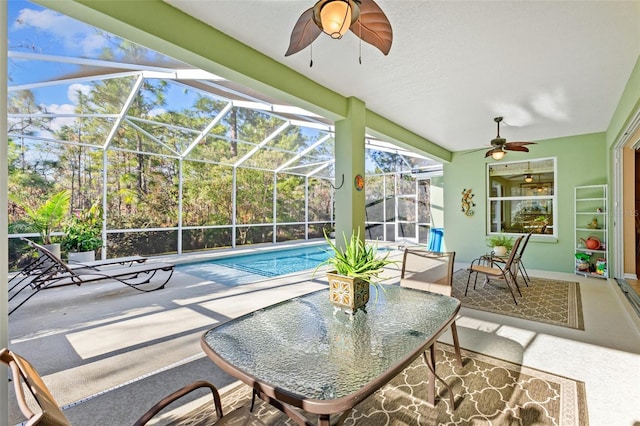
(574, 184, 608, 278)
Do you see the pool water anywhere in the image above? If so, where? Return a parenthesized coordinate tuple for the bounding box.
(177, 244, 332, 285)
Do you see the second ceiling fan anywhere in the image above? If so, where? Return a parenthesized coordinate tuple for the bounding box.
(484, 117, 536, 160)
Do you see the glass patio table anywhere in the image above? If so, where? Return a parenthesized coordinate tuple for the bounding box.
(200, 285, 461, 425)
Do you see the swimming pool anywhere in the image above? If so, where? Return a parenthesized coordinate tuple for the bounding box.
(177, 244, 333, 285)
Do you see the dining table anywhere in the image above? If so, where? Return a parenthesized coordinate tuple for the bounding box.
(200, 284, 461, 425)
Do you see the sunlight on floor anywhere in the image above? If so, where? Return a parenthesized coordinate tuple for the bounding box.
(66, 308, 216, 359)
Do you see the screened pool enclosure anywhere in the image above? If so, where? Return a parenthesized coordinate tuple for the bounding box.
(6, 5, 442, 266)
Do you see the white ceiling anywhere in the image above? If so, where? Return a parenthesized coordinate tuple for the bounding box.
(165, 0, 638, 154)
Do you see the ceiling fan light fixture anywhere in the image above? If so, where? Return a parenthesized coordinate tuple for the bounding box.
(314, 0, 359, 39)
(524, 173, 533, 183)
(319, 0, 351, 38)
(491, 150, 506, 160)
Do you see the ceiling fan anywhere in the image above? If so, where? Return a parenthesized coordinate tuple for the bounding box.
(285, 0, 393, 58)
(484, 117, 536, 160)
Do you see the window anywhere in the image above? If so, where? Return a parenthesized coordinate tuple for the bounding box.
(487, 158, 556, 236)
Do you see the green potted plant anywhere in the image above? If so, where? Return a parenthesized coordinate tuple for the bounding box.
(9, 190, 71, 258)
(486, 234, 514, 256)
(316, 228, 397, 314)
(62, 201, 103, 262)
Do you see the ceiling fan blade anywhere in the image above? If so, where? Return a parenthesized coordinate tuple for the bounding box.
(504, 145, 530, 153)
(349, 0, 393, 55)
(285, 8, 322, 57)
(462, 146, 491, 155)
(505, 141, 536, 147)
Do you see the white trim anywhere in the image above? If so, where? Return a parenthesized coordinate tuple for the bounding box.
(613, 107, 640, 278)
(486, 157, 558, 237)
(613, 147, 624, 278)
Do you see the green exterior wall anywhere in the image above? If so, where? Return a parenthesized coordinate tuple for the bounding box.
(444, 132, 607, 273)
(445, 53, 639, 275)
(335, 98, 367, 246)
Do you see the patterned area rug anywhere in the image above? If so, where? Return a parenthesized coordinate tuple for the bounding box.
(208, 344, 588, 425)
(452, 269, 585, 330)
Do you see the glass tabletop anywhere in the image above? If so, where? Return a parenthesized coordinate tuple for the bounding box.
(202, 285, 460, 403)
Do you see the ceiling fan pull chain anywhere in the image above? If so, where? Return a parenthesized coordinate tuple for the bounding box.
(358, 21, 362, 64)
(309, 43, 314, 67)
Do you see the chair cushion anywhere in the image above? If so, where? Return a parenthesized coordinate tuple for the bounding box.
(469, 264, 504, 278)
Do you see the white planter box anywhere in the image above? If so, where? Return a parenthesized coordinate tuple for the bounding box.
(493, 246, 508, 256)
(68, 250, 95, 263)
(42, 243, 61, 259)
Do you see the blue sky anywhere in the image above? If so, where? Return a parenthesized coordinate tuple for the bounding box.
(8, 0, 114, 85)
(8, 0, 131, 127)
(6, 1, 359, 158)
(7, 1, 203, 128)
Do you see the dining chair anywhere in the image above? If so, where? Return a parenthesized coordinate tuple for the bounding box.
(1, 347, 263, 426)
(466, 235, 524, 305)
(400, 249, 462, 366)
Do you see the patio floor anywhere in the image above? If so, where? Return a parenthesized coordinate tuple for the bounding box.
(6, 247, 640, 425)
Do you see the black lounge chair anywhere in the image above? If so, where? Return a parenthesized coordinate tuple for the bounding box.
(9, 240, 147, 293)
(9, 239, 174, 315)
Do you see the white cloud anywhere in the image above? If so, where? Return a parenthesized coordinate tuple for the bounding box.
(42, 103, 77, 131)
(13, 8, 108, 56)
(148, 108, 167, 117)
(67, 84, 92, 104)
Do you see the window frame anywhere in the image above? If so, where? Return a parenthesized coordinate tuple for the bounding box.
(486, 157, 557, 238)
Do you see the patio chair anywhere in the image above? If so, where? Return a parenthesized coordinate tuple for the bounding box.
(8, 239, 174, 315)
(400, 249, 462, 366)
(489, 231, 533, 287)
(1, 348, 263, 426)
(466, 235, 524, 304)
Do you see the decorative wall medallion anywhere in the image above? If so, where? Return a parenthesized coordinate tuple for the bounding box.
(461, 188, 475, 216)
(354, 174, 364, 191)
